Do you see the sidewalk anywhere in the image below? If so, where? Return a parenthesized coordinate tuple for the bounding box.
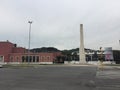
(96, 66, 120, 90)
(97, 65, 120, 78)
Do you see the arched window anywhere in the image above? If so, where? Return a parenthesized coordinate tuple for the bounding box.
(22, 56, 26, 62)
(36, 56, 39, 62)
(0, 56, 4, 62)
(16, 56, 19, 62)
(10, 56, 13, 62)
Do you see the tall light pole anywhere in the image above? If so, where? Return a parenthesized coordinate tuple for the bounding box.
(119, 40, 120, 48)
(28, 21, 32, 63)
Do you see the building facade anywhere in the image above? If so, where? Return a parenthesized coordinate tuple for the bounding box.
(0, 41, 62, 64)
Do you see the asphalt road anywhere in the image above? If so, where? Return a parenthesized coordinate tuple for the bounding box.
(0, 65, 120, 90)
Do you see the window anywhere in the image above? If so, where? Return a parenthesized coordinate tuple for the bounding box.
(42, 56, 45, 60)
(16, 56, 19, 62)
(0, 56, 3, 62)
(29, 56, 32, 62)
(26, 56, 28, 62)
(10, 56, 13, 62)
(37, 56, 39, 62)
(47, 56, 50, 61)
(22, 56, 26, 62)
(33, 56, 35, 62)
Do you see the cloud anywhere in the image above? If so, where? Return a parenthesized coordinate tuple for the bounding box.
(0, 0, 120, 50)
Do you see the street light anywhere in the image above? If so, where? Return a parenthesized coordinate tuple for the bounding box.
(99, 47, 104, 70)
(119, 40, 120, 48)
(28, 21, 33, 63)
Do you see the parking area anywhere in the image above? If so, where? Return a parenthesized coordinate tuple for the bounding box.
(0, 65, 120, 90)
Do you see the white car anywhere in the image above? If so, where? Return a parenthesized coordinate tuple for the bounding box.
(0, 64, 3, 68)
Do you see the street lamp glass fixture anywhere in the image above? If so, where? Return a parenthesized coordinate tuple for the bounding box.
(28, 21, 32, 24)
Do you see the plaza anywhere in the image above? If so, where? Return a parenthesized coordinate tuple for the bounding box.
(0, 65, 120, 90)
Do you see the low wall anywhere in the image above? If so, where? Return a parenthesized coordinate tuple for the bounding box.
(3, 62, 53, 65)
(64, 61, 116, 65)
(39, 62, 53, 64)
(0, 62, 7, 65)
(64, 61, 80, 64)
(87, 61, 115, 65)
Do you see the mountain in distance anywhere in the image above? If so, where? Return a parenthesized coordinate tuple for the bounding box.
(31, 47, 60, 53)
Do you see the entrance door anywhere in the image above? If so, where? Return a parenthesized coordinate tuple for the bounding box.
(0, 56, 4, 62)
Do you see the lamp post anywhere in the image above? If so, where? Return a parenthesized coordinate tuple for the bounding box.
(99, 47, 104, 70)
(28, 21, 32, 63)
(119, 40, 120, 48)
(100, 47, 103, 62)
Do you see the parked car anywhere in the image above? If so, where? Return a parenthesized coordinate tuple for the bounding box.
(0, 64, 3, 68)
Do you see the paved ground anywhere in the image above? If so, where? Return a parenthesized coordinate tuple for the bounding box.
(96, 66, 120, 90)
(0, 65, 120, 90)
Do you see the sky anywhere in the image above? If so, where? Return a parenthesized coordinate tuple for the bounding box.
(0, 0, 120, 50)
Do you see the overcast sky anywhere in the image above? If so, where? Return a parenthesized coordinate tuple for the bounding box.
(0, 0, 120, 50)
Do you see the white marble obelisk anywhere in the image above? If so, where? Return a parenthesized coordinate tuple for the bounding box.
(79, 24, 86, 63)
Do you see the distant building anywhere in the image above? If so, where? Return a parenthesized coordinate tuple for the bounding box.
(113, 50, 120, 64)
(0, 41, 62, 64)
(70, 48, 120, 64)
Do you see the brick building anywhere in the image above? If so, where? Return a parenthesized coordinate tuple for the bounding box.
(0, 41, 62, 64)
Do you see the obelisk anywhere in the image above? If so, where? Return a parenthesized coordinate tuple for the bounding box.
(79, 24, 86, 63)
